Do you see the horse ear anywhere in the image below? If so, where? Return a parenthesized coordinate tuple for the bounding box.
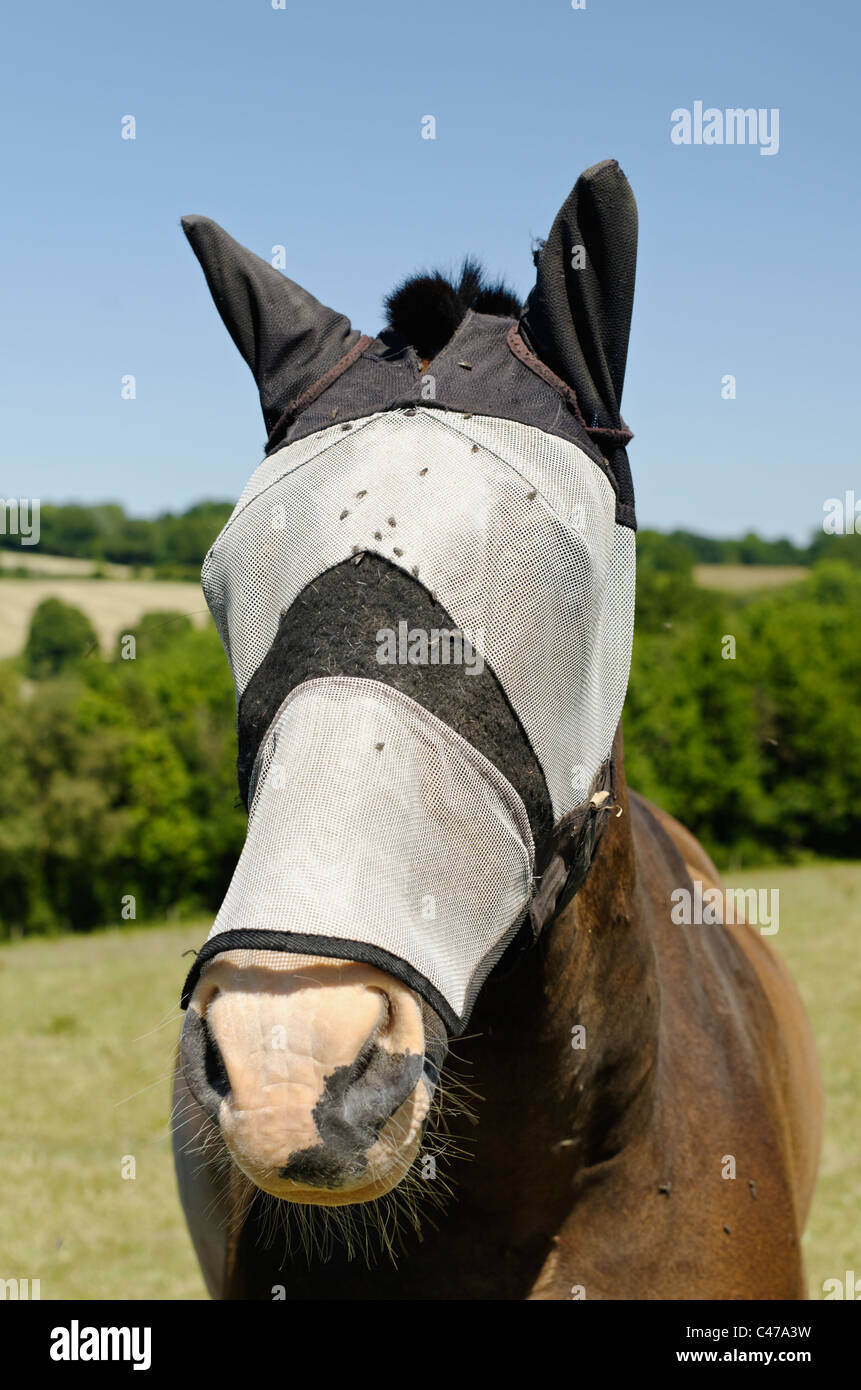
(181, 215, 360, 435)
(519, 159, 637, 432)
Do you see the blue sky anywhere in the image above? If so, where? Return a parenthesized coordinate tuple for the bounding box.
(2, 0, 858, 541)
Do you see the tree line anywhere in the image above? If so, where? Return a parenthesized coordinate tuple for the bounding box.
(0, 501, 233, 576)
(3, 499, 860, 579)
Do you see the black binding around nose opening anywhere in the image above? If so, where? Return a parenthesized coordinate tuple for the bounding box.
(181, 929, 463, 1036)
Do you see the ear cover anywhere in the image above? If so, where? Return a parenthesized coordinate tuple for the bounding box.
(181, 215, 361, 434)
(519, 159, 637, 432)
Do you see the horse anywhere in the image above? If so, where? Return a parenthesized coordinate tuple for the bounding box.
(172, 160, 822, 1299)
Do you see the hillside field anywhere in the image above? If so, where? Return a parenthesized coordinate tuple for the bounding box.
(0, 576, 210, 659)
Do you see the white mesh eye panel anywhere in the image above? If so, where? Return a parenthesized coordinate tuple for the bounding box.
(203, 408, 635, 819)
(205, 677, 535, 1031)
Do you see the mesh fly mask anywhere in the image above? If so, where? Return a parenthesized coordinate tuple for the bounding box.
(180, 158, 638, 1035)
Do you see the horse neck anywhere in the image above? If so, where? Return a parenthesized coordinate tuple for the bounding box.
(459, 736, 661, 1217)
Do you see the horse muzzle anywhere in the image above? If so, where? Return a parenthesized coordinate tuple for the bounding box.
(179, 948, 443, 1202)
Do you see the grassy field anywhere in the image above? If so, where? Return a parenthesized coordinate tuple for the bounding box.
(723, 862, 861, 1297)
(694, 563, 809, 592)
(0, 862, 857, 1301)
(0, 920, 206, 1299)
(0, 552, 134, 579)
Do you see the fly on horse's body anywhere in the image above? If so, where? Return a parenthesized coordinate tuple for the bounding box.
(173, 160, 822, 1300)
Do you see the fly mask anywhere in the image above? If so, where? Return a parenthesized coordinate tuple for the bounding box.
(180, 158, 638, 1035)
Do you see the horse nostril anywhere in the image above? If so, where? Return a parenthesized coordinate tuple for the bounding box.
(202, 1019, 231, 1100)
(332, 990, 393, 1094)
(369, 988, 393, 1037)
(179, 1007, 232, 1124)
(422, 1052, 440, 1088)
(348, 1039, 373, 1087)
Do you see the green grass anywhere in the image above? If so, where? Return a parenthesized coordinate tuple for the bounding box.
(0, 864, 857, 1300)
(0, 920, 206, 1300)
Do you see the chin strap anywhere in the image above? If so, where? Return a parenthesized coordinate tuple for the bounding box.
(528, 755, 618, 942)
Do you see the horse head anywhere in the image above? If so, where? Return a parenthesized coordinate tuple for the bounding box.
(176, 160, 638, 1210)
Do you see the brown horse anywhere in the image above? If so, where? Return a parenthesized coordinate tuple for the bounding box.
(172, 161, 822, 1299)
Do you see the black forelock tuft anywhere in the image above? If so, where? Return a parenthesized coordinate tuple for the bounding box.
(384, 257, 522, 359)
(383, 273, 465, 361)
(456, 258, 522, 320)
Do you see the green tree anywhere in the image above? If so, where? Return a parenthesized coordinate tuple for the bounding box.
(634, 529, 715, 633)
(116, 611, 193, 659)
(24, 598, 98, 678)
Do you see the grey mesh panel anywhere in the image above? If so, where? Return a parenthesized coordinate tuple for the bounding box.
(203, 408, 635, 819)
(205, 678, 535, 1028)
